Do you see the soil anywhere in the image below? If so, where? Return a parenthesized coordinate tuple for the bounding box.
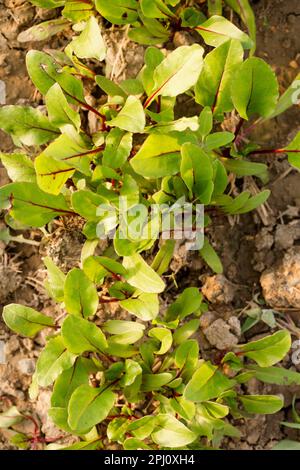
(0, 0, 300, 451)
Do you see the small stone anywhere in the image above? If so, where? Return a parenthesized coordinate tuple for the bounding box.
(173, 31, 195, 47)
(255, 228, 274, 251)
(203, 318, 239, 350)
(199, 311, 217, 330)
(290, 60, 299, 69)
(17, 358, 35, 376)
(228, 316, 241, 337)
(201, 274, 236, 304)
(275, 224, 300, 250)
(261, 247, 300, 308)
(4, 336, 20, 355)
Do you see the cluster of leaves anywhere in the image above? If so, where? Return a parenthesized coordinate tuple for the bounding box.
(0, 1, 300, 451)
(1, 285, 298, 449)
(21, 0, 256, 53)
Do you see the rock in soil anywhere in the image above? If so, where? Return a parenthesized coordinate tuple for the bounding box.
(260, 247, 300, 308)
(202, 317, 241, 350)
(201, 274, 236, 304)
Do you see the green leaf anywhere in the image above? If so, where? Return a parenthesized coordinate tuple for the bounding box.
(131, 134, 181, 178)
(222, 158, 268, 183)
(181, 143, 214, 203)
(123, 253, 165, 293)
(62, 0, 94, 22)
(218, 190, 271, 215)
(285, 131, 300, 170)
(127, 416, 156, 439)
(170, 397, 195, 420)
(67, 16, 106, 61)
(36, 335, 77, 387)
(195, 15, 253, 49)
(141, 0, 175, 19)
(199, 237, 223, 274)
(184, 361, 233, 402)
(62, 315, 107, 354)
(139, 46, 164, 95)
(121, 359, 142, 387)
(43, 256, 66, 302)
(29, 0, 65, 7)
(107, 96, 145, 133)
(83, 255, 127, 284)
(166, 287, 202, 321)
(238, 330, 291, 367)
(3, 304, 54, 337)
(26, 50, 84, 103)
(175, 339, 199, 370)
(95, 75, 127, 98)
(198, 106, 213, 140)
(103, 320, 145, 345)
(105, 341, 138, 358)
(269, 73, 300, 118)
(45, 83, 81, 131)
(123, 438, 151, 450)
(0, 407, 23, 428)
(240, 395, 283, 414)
(103, 129, 132, 168)
(64, 268, 99, 318)
(202, 401, 229, 419)
(250, 366, 300, 386)
(195, 40, 244, 117)
(148, 327, 172, 355)
(148, 116, 199, 134)
(145, 44, 204, 107)
(95, 0, 138, 25)
(225, 0, 256, 54)
(72, 190, 106, 221)
(120, 78, 144, 96)
(151, 240, 175, 275)
(120, 292, 159, 321)
(173, 320, 200, 345)
(35, 156, 75, 196)
(231, 58, 279, 119)
(205, 132, 234, 151)
(128, 19, 169, 46)
(151, 414, 196, 448)
(141, 373, 174, 391)
(208, 0, 222, 16)
(107, 417, 129, 442)
(273, 440, 300, 451)
(68, 384, 115, 433)
(236, 190, 270, 214)
(0, 153, 35, 183)
(59, 439, 102, 450)
(18, 17, 69, 42)
(48, 407, 72, 433)
(35, 134, 94, 195)
(51, 358, 97, 408)
(0, 105, 59, 146)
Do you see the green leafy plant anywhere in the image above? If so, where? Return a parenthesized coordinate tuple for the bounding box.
(20, 0, 256, 52)
(1, 3, 300, 451)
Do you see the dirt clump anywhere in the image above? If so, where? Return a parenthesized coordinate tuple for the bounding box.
(260, 247, 300, 308)
(201, 316, 241, 350)
(201, 274, 236, 304)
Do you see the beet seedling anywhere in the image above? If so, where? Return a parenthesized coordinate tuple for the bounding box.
(21, 0, 256, 52)
(0, 4, 300, 450)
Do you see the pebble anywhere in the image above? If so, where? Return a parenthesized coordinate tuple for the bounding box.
(17, 358, 35, 376)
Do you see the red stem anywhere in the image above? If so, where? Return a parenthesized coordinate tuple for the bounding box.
(234, 117, 245, 141)
(99, 297, 120, 304)
(248, 148, 300, 155)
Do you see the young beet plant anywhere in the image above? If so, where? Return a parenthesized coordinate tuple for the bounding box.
(0, 11, 300, 450)
(21, 0, 256, 53)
